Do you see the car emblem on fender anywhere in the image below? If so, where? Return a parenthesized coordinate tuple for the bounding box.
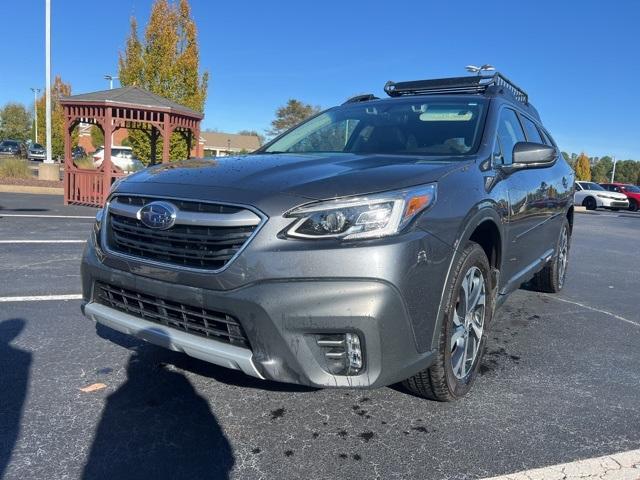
(137, 201, 177, 230)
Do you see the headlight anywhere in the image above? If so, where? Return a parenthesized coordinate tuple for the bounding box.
(285, 184, 437, 240)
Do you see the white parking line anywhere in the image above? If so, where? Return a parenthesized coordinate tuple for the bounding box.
(547, 295, 640, 328)
(0, 240, 86, 244)
(483, 448, 640, 479)
(0, 214, 94, 219)
(0, 294, 83, 302)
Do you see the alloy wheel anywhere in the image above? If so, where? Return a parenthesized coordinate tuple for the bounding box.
(450, 266, 486, 379)
(558, 227, 569, 287)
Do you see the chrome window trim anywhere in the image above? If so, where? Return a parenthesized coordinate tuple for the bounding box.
(101, 193, 268, 274)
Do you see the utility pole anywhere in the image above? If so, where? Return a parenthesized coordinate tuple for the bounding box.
(30, 87, 41, 143)
(611, 156, 617, 183)
(44, 0, 52, 163)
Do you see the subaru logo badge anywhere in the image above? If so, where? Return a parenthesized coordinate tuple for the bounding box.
(137, 201, 177, 230)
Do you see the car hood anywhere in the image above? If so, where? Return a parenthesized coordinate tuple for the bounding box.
(121, 153, 470, 201)
(585, 190, 628, 199)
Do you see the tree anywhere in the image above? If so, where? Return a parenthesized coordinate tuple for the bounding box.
(0, 103, 32, 142)
(268, 99, 320, 137)
(574, 152, 592, 181)
(35, 76, 78, 158)
(237, 129, 265, 146)
(613, 159, 640, 184)
(119, 0, 208, 164)
(591, 156, 613, 183)
(91, 125, 104, 149)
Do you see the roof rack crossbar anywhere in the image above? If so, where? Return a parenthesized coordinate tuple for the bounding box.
(384, 73, 528, 105)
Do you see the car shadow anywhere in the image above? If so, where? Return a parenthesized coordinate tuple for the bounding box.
(82, 339, 235, 480)
(0, 319, 32, 478)
(96, 323, 317, 393)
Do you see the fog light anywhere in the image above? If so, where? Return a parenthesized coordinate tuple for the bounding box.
(345, 333, 362, 370)
(316, 332, 363, 375)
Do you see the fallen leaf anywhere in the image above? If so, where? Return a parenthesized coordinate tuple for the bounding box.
(79, 383, 107, 393)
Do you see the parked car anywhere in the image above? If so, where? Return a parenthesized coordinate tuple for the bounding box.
(81, 72, 574, 401)
(93, 146, 143, 172)
(0, 140, 26, 157)
(600, 183, 640, 212)
(574, 181, 629, 210)
(72, 146, 87, 160)
(27, 143, 46, 161)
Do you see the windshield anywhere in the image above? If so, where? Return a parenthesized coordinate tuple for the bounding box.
(263, 99, 487, 157)
(623, 185, 640, 193)
(580, 182, 605, 191)
(31, 143, 43, 149)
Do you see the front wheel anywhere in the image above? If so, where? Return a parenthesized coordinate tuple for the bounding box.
(403, 243, 493, 401)
(629, 199, 638, 212)
(583, 197, 597, 210)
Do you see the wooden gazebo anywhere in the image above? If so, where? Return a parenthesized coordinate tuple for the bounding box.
(60, 87, 203, 207)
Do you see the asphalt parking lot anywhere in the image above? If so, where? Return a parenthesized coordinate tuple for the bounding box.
(1, 192, 639, 480)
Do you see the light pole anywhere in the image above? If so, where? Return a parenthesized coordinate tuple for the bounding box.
(104, 75, 118, 90)
(30, 87, 41, 143)
(611, 156, 617, 183)
(44, 0, 52, 163)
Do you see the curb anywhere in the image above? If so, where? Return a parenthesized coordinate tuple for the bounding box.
(0, 185, 64, 195)
(574, 206, 588, 213)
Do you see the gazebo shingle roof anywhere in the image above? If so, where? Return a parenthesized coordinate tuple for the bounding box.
(61, 86, 202, 118)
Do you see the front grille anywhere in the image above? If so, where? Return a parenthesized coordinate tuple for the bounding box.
(105, 196, 260, 270)
(96, 282, 250, 348)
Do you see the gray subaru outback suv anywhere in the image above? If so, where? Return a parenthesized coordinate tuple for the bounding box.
(81, 73, 574, 400)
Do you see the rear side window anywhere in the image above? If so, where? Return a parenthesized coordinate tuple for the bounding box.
(496, 108, 525, 165)
(520, 116, 543, 143)
(540, 129, 555, 147)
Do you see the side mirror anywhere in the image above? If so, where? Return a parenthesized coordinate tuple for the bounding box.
(512, 142, 556, 168)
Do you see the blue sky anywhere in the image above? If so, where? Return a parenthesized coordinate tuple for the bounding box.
(1, 0, 639, 158)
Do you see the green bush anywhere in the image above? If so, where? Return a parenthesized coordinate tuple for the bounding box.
(74, 156, 96, 170)
(0, 157, 31, 178)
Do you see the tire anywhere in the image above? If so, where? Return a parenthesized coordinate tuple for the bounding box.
(582, 197, 597, 210)
(629, 199, 638, 212)
(403, 242, 493, 401)
(531, 218, 571, 293)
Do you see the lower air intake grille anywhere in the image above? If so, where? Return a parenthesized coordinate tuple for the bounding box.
(95, 282, 250, 348)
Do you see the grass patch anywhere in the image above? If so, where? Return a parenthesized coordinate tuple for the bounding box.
(74, 156, 96, 169)
(0, 157, 31, 179)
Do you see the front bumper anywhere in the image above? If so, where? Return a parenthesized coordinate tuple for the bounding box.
(84, 302, 264, 378)
(81, 234, 444, 388)
(599, 197, 629, 208)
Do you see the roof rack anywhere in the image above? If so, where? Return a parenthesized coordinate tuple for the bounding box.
(342, 93, 379, 105)
(383, 73, 529, 105)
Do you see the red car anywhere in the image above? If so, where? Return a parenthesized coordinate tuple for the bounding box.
(600, 183, 640, 211)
